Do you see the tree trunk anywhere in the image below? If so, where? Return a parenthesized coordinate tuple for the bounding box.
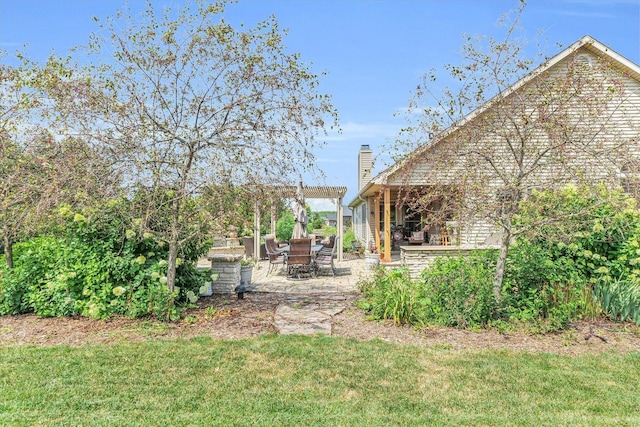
(166, 239, 178, 292)
(3, 234, 13, 269)
(165, 197, 181, 293)
(493, 230, 512, 303)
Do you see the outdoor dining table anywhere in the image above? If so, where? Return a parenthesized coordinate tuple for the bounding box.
(279, 243, 325, 254)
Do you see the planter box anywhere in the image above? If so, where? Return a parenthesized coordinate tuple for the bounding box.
(365, 254, 380, 269)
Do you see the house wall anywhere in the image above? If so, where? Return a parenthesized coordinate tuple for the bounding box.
(386, 49, 640, 246)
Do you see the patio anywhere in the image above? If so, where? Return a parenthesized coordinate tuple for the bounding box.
(241, 254, 370, 294)
(197, 250, 403, 295)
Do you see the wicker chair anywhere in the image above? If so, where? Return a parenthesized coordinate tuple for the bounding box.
(243, 236, 267, 260)
(264, 234, 286, 274)
(322, 234, 336, 249)
(315, 242, 337, 277)
(408, 231, 425, 245)
(285, 238, 315, 279)
(242, 236, 255, 259)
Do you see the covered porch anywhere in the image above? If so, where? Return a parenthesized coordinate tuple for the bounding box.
(350, 183, 461, 263)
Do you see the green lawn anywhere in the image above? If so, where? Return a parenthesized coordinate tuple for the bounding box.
(1, 335, 638, 426)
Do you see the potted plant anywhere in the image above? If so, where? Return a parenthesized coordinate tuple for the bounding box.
(364, 241, 380, 269)
(240, 258, 255, 285)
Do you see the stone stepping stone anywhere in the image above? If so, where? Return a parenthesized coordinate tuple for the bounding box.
(274, 303, 345, 336)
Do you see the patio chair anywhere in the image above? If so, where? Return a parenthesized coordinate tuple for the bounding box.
(323, 234, 336, 249)
(408, 231, 424, 245)
(243, 236, 267, 260)
(242, 236, 254, 259)
(264, 234, 286, 275)
(284, 238, 315, 279)
(315, 242, 337, 277)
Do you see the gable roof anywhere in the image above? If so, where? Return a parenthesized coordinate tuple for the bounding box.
(350, 35, 640, 206)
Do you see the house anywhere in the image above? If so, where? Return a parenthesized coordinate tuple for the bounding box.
(349, 36, 640, 264)
(324, 207, 353, 228)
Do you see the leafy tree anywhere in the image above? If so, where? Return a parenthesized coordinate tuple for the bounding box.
(61, 0, 338, 290)
(394, 2, 640, 301)
(276, 210, 294, 242)
(310, 211, 324, 231)
(0, 53, 116, 267)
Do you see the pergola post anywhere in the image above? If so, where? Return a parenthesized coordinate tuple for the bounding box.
(270, 198, 276, 235)
(254, 199, 261, 262)
(336, 198, 343, 261)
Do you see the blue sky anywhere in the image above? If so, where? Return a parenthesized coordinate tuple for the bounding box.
(1, 0, 639, 210)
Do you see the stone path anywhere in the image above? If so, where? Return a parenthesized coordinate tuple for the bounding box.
(273, 294, 350, 335)
(199, 255, 380, 336)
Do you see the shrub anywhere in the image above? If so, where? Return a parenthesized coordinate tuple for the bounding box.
(0, 201, 207, 320)
(358, 251, 498, 328)
(419, 251, 499, 328)
(507, 185, 640, 328)
(342, 229, 356, 252)
(276, 211, 294, 241)
(358, 267, 420, 325)
(502, 240, 589, 331)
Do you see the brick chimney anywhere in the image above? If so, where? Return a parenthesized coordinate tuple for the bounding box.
(358, 144, 373, 191)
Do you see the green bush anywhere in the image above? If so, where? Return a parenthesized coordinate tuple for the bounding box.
(358, 267, 420, 325)
(342, 229, 356, 252)
(502, 241, 589, 330)
(276, 211, 294, 241)
(507, 185, 640, 328)
(358, 252, 498, 328)
(0, 201, 207, 320)
(419, 252, 499, 328)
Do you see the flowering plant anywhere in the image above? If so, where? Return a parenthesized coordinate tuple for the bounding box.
(367, 241, 379, 254)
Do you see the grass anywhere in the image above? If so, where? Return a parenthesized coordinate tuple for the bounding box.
(0, 335, 638, 426)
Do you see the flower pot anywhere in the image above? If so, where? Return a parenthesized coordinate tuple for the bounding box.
(365, 253, 380, 269)
(240, 265, 253, 285)
(199, 281, 213, 296)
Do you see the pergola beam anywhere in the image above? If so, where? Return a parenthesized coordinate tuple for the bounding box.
(254, 185, 349, 262)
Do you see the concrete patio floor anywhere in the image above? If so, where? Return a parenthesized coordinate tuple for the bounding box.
(248, 254, 371, 293)
(197, 251, 401, 295)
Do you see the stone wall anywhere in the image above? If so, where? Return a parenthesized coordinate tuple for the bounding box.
(400, 245, 500, 279)
(206, 254, 243, 293)
(208, 246, 245, 256)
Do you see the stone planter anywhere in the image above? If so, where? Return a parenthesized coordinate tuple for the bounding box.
(207, 254, 243, 293)
(240, 265, 253, 285)
(365, 253, 380, 269)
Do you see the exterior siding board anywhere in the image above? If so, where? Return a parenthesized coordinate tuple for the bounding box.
(351, 38, 640, 252)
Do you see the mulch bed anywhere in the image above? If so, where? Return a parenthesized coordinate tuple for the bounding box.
(1, 291, 639, 356)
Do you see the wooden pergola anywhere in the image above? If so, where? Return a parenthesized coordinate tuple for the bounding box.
(252, 185, 348, 262)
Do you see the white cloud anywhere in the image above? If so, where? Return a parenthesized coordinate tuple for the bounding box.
(307, 198, 338, 212)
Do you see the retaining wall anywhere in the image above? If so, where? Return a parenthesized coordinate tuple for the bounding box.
(400, 245, 500, 279)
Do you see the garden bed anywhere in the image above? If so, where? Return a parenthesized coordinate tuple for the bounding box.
(1, 292, 638, 356)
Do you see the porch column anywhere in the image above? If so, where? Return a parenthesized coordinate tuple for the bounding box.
(336, 197, 343, 261)
(383, 187, 391, 262)
(374, 194, 381, 253)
